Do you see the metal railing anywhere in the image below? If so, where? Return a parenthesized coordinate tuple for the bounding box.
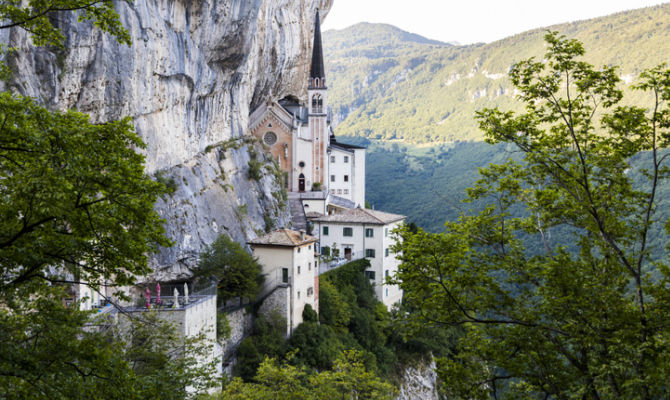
(318, 250, 367, 275)
(131, 282, 217, 310)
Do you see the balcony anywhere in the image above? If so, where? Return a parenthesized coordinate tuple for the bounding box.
(318, 250, 367, 275)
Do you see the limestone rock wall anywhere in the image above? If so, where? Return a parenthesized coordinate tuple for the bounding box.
(0, 0, 332, 279)
(396, 358, 441, 400)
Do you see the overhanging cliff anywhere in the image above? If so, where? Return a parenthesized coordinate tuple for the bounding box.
(1, 0, 332, 280)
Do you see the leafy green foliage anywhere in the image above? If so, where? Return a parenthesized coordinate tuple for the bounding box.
(0, 2, 217, 397)
(0, 0, 130, 47)
(194, 234, 264, 305)
(301, 303, 318, 323)
(325, 4, 670, 143)
(234, 312, 287, 381)
(392, 33, 670, 399)
(233, 258, 457, 391)
(0, 93, 213, 397)
(248, 159, 264, 181)
(0, 92, 169, 293)
(220, 351, 396, 400)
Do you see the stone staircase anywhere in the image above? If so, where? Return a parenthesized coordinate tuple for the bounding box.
(288, 196, 307, 231)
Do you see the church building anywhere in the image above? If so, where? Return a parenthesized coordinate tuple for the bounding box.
(249, 10, 366, 208)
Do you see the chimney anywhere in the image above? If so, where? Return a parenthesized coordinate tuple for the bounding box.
(300, 230, 306, 241)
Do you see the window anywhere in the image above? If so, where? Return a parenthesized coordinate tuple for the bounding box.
(282, 268, 289, 283)
(365, 228, 374, 237)
(308, 262, 311, 271)
(343, 189, 349, 194)
(385, 248, 389, 257)
(364, 270, 376, 280)
(263, 131, 277, 145)
(321, 246, 330, 256)
(323, 226, 329, 235)
(312, 94, 323, 113)
(331, 156, 335, 163)
(385, 270, 389, 278)
(307, 287, 314, 296)
(297, 291, 301, 299)
(299, 161, 305, 168)
(298, 266, 301, 274)
(385, 288, 388, 297)
(330, 175, 335, 182)
(344, 156, 349, 163)
(330, 189, 336, 194)
(385, 228, 389, 237)
(337, 189, 342, 194)
(344, 175, 349, 182)
(343, 227, 353, 237)
(297, 247, 301, 253)
(365, 249, 376, 258)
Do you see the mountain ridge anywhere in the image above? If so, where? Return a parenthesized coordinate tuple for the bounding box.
(324, 3, 670, 143)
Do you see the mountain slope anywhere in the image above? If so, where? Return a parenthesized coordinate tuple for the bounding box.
(324, 3, 670, 143)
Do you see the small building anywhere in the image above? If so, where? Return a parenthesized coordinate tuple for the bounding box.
(310, 208, 405, 308)
(248, 229, 319, 335)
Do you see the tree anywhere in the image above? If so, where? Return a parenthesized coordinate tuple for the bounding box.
(195, 234, 264, 306)
(0, 0, 130, 48)
(0, 93, 169, 293)
(0, 3, 217, 397)
(0, 288, 217, 399)
(220, 351, 396, 400)
(392, 32, 670, 399)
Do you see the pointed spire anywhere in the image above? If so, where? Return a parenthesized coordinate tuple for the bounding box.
(309, 9, 326, 86)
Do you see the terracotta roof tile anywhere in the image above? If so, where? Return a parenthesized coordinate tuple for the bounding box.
(310, 208, 405, 225)
(248, 229, 317, 247)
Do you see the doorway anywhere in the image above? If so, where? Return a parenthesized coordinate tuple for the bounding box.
(344, 247, 352, 260)
(298, 174, 305, 192)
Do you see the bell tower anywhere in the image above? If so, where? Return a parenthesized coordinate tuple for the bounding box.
(308, 9, 328, 189)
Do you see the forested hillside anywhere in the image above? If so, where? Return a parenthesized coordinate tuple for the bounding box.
(325, 4, 670, 233)
(324, 3, 670, 143)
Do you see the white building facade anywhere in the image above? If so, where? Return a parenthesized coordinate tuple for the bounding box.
(329, 138, 366, 207)
(249, 229, 319, 333)
(248, 10, 366, 209)
(310, 208, 405, 308)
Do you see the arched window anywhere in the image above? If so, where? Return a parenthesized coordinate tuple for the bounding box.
(311, 94, 323, 114)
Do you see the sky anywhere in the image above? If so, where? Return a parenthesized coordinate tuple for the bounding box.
(321, 0, 669, 44)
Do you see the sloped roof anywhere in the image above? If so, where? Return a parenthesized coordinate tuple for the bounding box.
(328, 195, 356, 209)
(311, 208, 405, 225)
(330, 135, 366, 150)
(248, 229, 317, 247)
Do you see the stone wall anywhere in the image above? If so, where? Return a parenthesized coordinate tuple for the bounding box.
(258, 285, 291, 337)
(221, 306, 253, 359)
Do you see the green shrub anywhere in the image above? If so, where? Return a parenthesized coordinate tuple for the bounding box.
(248, 159, 264, 181)
(154, 171, 177, 195)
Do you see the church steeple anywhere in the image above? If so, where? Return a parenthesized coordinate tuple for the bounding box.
(309, 9, 326, 89)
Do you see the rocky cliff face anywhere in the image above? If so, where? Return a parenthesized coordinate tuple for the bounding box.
(396, 358, 441, 400)
(1, 0, 332, 279)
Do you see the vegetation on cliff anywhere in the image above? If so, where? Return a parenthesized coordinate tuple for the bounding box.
(230, 259, 456, 394)
(0, 3, 217, 398)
